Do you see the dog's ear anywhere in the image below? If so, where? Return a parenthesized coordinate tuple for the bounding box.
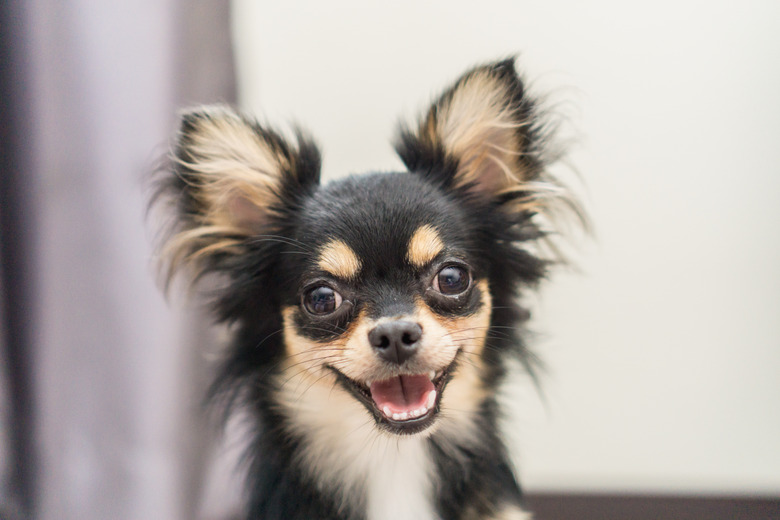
(155, 105, 321, 284)
(396, 59, 560, 215)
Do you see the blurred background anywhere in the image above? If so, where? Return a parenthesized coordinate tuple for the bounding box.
(2, 1, 779, 519)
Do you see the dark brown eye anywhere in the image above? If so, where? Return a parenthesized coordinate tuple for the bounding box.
(434, 265, 470, 295)
(303, 285, 343, 315)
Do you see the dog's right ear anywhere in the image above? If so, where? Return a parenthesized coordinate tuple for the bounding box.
(154, 105, 321, 286)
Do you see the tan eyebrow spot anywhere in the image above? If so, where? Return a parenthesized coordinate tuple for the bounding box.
(318, 239, 362, 279)
(407, 224, 444, 268)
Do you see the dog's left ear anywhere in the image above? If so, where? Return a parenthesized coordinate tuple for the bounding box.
(396, 59, 556, 212)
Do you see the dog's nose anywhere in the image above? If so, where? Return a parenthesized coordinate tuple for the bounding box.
(368, 321, 422, 365)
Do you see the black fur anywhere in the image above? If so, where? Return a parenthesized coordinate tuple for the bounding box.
(154, 58, 576, 520)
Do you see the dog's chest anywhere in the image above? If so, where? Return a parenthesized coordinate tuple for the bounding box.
(363, 436, 437, 520)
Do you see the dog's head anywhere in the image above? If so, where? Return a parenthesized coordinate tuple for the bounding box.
(157, 59, 575, 436)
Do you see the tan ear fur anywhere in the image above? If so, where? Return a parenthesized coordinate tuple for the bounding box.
(159, 105, 309, 283)
(425, 68, 531, 196)
(401, 60, 587, 234)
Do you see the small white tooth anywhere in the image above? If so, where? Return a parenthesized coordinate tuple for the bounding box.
(428, 370, 436, 380)
(426, 390, 437, 408)
(383, 406, 392, 417)
(399, 412, 409, 421)
(392, 413, 401, 421)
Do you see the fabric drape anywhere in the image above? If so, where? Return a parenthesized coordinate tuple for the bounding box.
(1, 2, 238, 519)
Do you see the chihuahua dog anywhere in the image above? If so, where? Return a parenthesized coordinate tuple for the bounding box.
(155, 59, 579, 520)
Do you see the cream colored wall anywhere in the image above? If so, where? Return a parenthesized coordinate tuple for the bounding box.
(231, 0, 780, 495)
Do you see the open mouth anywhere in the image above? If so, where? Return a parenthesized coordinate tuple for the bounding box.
(329, 362, 456, 435)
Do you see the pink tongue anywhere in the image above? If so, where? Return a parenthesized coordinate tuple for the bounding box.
(370, 375, 433, 413)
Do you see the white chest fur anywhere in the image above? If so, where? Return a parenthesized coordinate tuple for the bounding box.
(364, 435, 437, 520)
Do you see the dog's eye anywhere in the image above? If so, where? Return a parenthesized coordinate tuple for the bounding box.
(303, 285, 343, 315)
(433, 265, 470, 295)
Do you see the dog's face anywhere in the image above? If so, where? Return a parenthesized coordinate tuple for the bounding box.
(278, 172, 495, 434)
(158, 59, 571, 437)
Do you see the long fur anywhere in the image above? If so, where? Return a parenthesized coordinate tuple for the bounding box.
(152, 58, 580, 520)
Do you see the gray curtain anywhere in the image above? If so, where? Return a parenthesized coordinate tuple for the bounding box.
(1, 2, 238, 519)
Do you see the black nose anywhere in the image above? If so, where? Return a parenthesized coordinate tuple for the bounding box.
(368, 321, 422, 365)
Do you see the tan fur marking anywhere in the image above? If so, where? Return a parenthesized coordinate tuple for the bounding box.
(318, 239, 362, 280)
(407, 225, 445, 268)
(422, 280, 493, 450)
(281, 305, 362, 376)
